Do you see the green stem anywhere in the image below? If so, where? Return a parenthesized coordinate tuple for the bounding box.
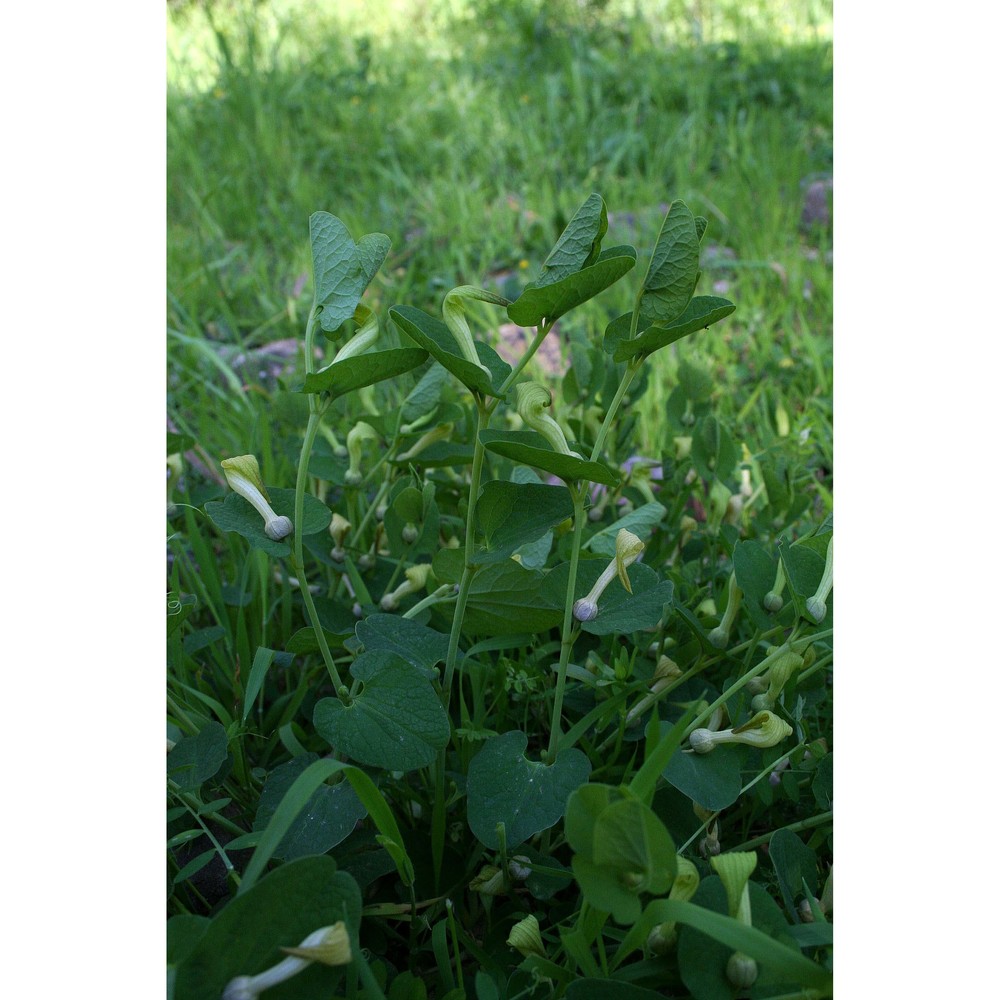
(589, 358, 641, 462)
(729, 811, 833, 853)
(491, 320, 553, 405)
(292, 308, 346, 696)
(442, 397, 490, 708)
(547, 484, 586, 757)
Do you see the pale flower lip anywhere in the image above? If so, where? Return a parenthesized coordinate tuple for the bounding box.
(221, 455, 293, 541)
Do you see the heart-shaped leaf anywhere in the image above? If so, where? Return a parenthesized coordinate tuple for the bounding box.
(205, 488, 331, 557)
(733, 539, 782, 629)
(310, 212, 390, 333)
(173, 857, 362, 1000)
(473, 480, 574, 564)
(462, 560, 563, 635)
(535, 193, 608, 287)
(661, 721, 745, 811)
(253, 754, 366, 861)
(507, 246, 637, 327)
(467, 730, 591, 849)
(390, 304, 511, 396)
(637, 200, 701, 326)
(480, 429, 619, 486)
(354, 614, 450, 679)
(313, 651, 450, 771)
(613, 296, 736, 362)
(300, 347, 428, 397)
(168, 722, 228, 792)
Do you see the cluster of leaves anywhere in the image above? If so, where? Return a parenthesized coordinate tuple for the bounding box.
(167, 193, 832, 999)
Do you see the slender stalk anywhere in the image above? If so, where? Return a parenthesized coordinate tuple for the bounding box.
(442, 397, 490, 708)
(729, 810, 833, 853)
(589, 358, 641, 463)
(491, 319, 553, 406)
(291, 303, 346, 695)
(547, 484, 586, 757)
(293, 410, 346, 694)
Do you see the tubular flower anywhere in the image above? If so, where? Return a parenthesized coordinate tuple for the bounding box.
(515, 381, 581, 458)
(573, 528, 645, 622)
(397, 422, 454, 462)
(331, 303, 380, 364)
(710, 853, 759, 989)
(763, 558, 786, 613)
(442, 285, 507, 377)
(708, 572, 742, 649)
(689, 710, 793, 754)
(806, 536, 833, 623)
(329, 513, 352, 562)
(222, 923, 351, 1000)
(221, 455, 293, 541)
(345, 422, 379, 486)
(626, 655, 682, 725)
(380, 563, 433, 611)
(647, 857, 701, 953)
(469, 865, 505, 896)
(750, 648, 804, 712)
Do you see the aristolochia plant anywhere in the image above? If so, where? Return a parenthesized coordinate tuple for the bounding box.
(178, 195, 834, 1000)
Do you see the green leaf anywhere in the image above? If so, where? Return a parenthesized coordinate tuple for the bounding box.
(313, 651, 450, 771)
(167, 914, 210, 967)
(354, 614, 449, 679)
(662, 724, 745, 811)
(542, 560, 673, 636)
(733, 540, 781, 629)
(638, 200, 701, 326)
(613, 296, 736, 362)
(463, 560, 563, 635)
(253, 754, 366, 861)
(780, 540, 831, 624)
(173, 857, 362, 1000)
(535, 193, 608, 287)
(480, 429, 620, 486)
(310, 212, 389, 333)
(565, 784, 676, 925)
(583, 502, 666, 557)
(507, 246, 637, 327)
(301, 347, 429, 397)
(357, 232, 391, 287)
(466, 730, 591, 849)
(769, 829, 818, 921)
(205, 489, 331, 557)
(812, 752, 832, 809)
(474, 480, 574, 564)
(691, 416, 738, 481)
(390, 304, 511, 396)
(242, 647, 290, 723)
(168, 722, 228, 792)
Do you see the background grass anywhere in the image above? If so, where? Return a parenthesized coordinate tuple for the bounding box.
(167, 0, 832, 481)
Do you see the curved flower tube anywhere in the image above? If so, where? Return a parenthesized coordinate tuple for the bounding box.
(221, 455, 293, 541)
(514, 381, 581, 458)
(573, 528, 644, 621)
(689, 710, 793, 754)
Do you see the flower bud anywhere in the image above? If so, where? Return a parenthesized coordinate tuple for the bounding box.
(763, 558, 786, 612)
(331, 303, 380, 364)
(345, 422, 379, 486)
(443, 285, 506, 377)
(805, 536, 833, 623)
(708, 572, 742, 649)
(221, 455, 293, 541)
(402, 522, 420, 544)
(380, 563, 433, 611)
(515, 381, 581, 457)
(727, 952, 759, 989)
(508, 856, 532, 881)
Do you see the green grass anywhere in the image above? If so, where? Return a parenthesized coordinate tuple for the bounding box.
(168, 0, 832, 473)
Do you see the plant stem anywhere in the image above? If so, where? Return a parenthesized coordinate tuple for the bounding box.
(589, 358, 641, 462)
(729, 810, 833, 853)
(547, 484, 586, 757)
(442, 397, 490, 709)
(491, 319, 552, 406)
